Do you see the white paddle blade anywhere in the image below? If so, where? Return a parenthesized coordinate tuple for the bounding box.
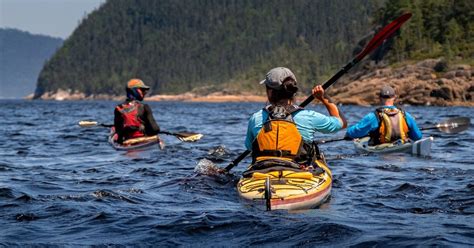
(179, 134, 203, 142)
(437, 117, 470, 133)
(78, 121, 99, 127)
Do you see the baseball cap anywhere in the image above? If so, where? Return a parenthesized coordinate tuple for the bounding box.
(259, 67, 297, 89)
(379, 85, 396, 98)
(127, 79, 150, 89)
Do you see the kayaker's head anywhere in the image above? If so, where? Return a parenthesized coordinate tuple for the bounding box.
(260, 67, 298, 105)
(379, 85, 396, 106)
(126, 78, 150, 101)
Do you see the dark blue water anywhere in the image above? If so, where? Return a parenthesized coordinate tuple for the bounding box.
(1, 100, 473, 246)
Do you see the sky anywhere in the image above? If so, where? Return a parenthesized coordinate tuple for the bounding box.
(0, 0, 106, 39)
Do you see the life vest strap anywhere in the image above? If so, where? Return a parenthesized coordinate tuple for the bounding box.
(258, 150, 296, 158)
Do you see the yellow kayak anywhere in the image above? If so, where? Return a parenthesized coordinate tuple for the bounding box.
(237, 159, 332, 211)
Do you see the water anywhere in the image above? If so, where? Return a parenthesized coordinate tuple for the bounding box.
(1, 100, 473, 246)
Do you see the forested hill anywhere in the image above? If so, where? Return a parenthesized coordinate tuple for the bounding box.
(0, 28, 63, 98)
(372, 0, 473, 63)
(34, 0, 378, 97)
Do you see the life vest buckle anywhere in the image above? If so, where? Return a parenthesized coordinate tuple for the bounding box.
(275, 150, 283, 157)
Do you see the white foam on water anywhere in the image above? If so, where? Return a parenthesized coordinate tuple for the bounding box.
(194, 158, 222, 176)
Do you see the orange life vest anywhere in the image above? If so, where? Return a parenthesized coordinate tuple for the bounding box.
(370, 107, 409, 145)
(115, 101, 145, 139)
(252, 105, 304, 163)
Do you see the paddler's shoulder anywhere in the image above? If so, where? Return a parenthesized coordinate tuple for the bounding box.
(248, 109, 268, 123)
(249, 109, 265, 118)
(292, 109, 325, 118)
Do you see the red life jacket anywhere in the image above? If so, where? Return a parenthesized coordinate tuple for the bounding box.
(115, 101, 145, 139)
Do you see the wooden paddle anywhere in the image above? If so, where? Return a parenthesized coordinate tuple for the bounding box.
(317, 116, 471, 144)
(78, 120, 203, 142)
(223, 13, 413, 173)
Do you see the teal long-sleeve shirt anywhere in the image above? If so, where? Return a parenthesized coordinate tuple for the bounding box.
(245, 108, 343, 150)
(345, 106, 422, 141)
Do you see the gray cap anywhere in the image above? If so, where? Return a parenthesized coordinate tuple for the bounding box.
(259, 67, 297, 89)
(379, 85, 396, 98)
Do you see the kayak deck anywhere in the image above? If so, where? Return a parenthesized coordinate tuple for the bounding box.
(108, 128, 163, 151)
(238, 160, 332, 211)
(353, 136, 433, 156)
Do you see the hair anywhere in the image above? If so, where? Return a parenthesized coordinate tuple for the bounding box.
(126, 87, 146, 101)
(267, 77, 298, 105)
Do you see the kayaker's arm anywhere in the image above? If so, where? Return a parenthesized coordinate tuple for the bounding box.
(312, 85, 347, 128)
(114, 108, 125, 144)
(345, 113, 378, 138)
(244, 112, 261, 150)
(143, 104, 160, 135)
(404, 112, 422, 141)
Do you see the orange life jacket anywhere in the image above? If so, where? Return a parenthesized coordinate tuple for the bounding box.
(252, 105, 305, 163)
(115, 101, 145, 139)
(370, 107, 409, 145)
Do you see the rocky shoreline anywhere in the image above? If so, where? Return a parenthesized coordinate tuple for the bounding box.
(329, 59, 473, 106)
(30, 59, 472, 106)
(27, 90, 268, 103)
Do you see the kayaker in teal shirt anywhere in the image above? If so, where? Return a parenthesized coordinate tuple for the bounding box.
(345, 85, 422, 145)
(245, 67, 347, 165)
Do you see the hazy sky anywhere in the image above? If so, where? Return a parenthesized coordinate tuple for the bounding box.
(0, 0, 106, 38)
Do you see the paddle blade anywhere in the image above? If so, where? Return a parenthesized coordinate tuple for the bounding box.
(78, 121, 99, 127)
(177, 133, 203, 142)
(436, 117, 470, 133)
(356, 13, 412, 61)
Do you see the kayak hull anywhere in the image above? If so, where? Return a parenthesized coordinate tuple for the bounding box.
(353, 136, 433, 156)
(237, 160, 332, 211)
(108, 128, 161, 151)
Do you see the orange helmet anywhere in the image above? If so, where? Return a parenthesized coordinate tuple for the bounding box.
(126, 79, 150, 89)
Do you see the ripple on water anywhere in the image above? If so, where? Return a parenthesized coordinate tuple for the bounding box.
(393, 183, 430, 194)
(251, 222, 362, 246)
(0, 162, 12, 171)
(92, 189, 140, 204)
(0, 187, 15, 199)
(15, 193, 34, 202)
(440, 141, 467, 147)
(375, 164, 402, 172)
(15, 213, 39, 222)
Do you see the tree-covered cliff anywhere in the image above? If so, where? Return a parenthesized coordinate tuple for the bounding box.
(34, 0, 378, 97)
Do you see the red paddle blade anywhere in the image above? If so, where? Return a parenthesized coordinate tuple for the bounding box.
(356, 13, 412, 61)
